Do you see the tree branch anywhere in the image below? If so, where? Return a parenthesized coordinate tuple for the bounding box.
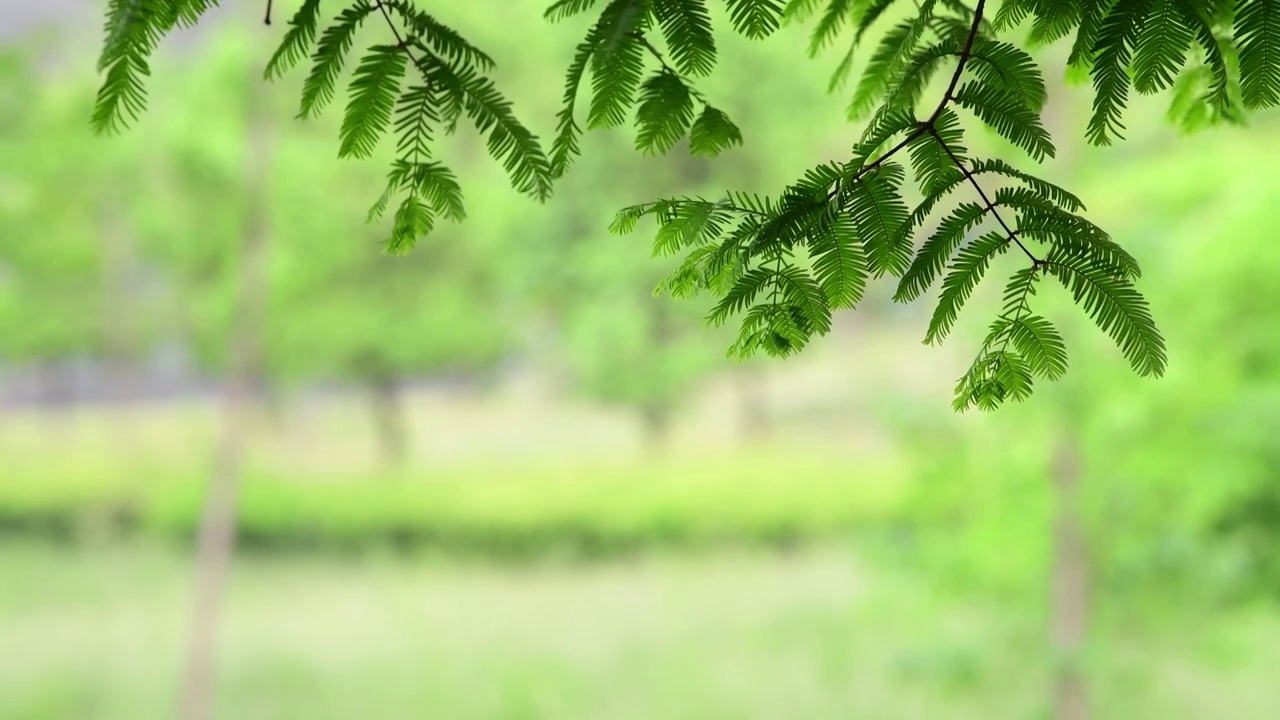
(837, 0, 986, 190)
(633, 32, 711, 105)
(927, 0, 986, 126)
(929, 126, 1039, 264)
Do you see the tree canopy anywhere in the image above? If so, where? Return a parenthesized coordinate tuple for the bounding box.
(89, 0, 1277, 410)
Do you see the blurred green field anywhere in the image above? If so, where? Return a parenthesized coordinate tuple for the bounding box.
(0, 363, 918, 557)
(3, 540, 1278, 720)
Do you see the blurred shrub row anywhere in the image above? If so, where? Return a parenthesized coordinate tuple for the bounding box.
(0, 454, 909, 558)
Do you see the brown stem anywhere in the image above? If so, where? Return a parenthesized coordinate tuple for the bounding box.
(177, 39, 274, 720)
(1051, 429, 1090, 720)
(928, 0, 987, 125)
(835, 0, 988, 192)
(929, 126, 1040, 264)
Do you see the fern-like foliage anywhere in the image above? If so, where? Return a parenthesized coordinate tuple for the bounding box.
(547, 0, 752, 176)
(617, 0, 1168, 410)
(91, 0, 1280, 409)
(93, 0, 222, 133)
(94, 0, 558, 253)
(263, 0, 323, 80)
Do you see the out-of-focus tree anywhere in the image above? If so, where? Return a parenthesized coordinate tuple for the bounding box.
(266, 140, 510, 466)
(879, 107, 1280, 716)
(552, 152, 730, 448)
(0, 50, 156, 401)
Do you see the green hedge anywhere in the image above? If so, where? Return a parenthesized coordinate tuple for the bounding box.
(1, 452, 910, 558)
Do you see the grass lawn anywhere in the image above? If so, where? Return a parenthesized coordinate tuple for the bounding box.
(2, 540, 1278, 720)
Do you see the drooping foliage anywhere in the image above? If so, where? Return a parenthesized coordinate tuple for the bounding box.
(89, 0, 1280, 410)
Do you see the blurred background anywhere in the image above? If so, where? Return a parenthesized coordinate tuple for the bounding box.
(3, 1, 1280, 718)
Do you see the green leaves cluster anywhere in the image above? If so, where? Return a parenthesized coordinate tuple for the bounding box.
(546, 0, 754, 177)
(283, 0, 554, 253)
(994, 0, 1275, 141)
(93, 0, 222, 133)
(617, 0, 1165, 410)
(89, 0, 1280, 410)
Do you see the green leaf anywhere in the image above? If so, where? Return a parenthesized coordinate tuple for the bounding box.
(1086, 0, 1147, 144)
(953, 348, 1035, 411)
(405, 161, 466, 221)
(91, 49, 151, 135)
(1006, 314, 1069, 380)
(422, 55, 555, 200)
(992, 0, 1033, 32)
(92, 0, 170, 134)
(954, 80, 1056, 160)
(688, 105, 743, 157)
(587, 0, 649, 128)
(847, 19, 914, 120)
(388, 193, 435, 254)
(545, 0, 603, 21)
(611, 202, 657, 235)
(635, 69, 696, 153)
(966, 37, 1047, 111)
(1133, 0, 1194, 93)
(967, 158, 1085, 211)
(650, 199, 731, 255)
(852, 108, 918, 166)
(551, 36, 597, 177)
(653, 0, 718, 76)
(855, 0, 901, 42)
(1008, 202, 1141, 280)
(1181, 0, 1239, 118)
(394, 84, 439, 159)
(809, 211, 869, 309)
(926, 230, 1009, 344)
(782, 0, 828, 21)
(907, 110, 966, 196)
(725, 0, 785, 39)
(1047, 249, 1166, 376)
(339, 45, 409, 159)
(388, 2, 495, 72)
(847, 163, 911, 277)
(264, 0, 323, 80)
(709, 266, 773, 326)
(299, 1, 377, 120)
(1028, 0, 1081, 46)
(1238, 0, 1280, 108)
(775, 264, 833, 335)
(895, 201, 987, 302)
(845, 0, 935, 120)
(809, 0, 855, 55)
(1068, 0, 1107, 69)
(883, 41, 952, 113)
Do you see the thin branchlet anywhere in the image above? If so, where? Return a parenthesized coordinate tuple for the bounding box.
(633, 32, 711, 105)
(832, 0, 1039, 264)
(929, 126, 1039, 264)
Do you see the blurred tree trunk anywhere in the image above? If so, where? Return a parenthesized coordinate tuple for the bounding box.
(178, 66, 273, 720)
(256, 373, 288, 432)
(99, 204, 140, 402)
(369, 373, 408, 469)
(1051, 428, 1089, 720)
(1043, 72, 1090, 720)
(640, 294, 676, 455)
(734, 365, 770, 442)
(640, 400, 672, 453)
